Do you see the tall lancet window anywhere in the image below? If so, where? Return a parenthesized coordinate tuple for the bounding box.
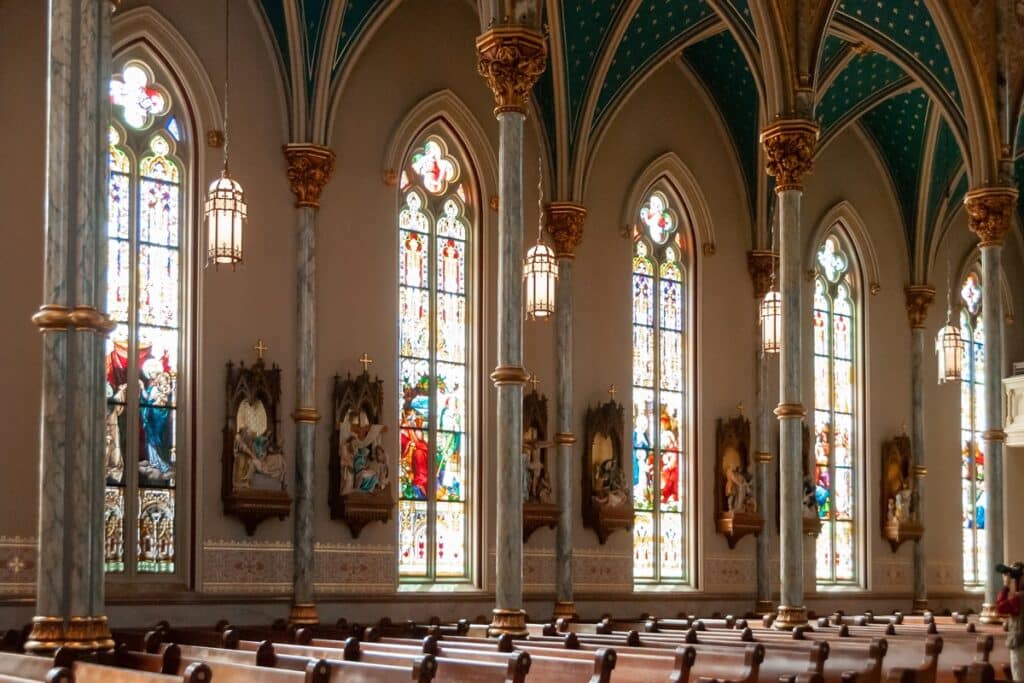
(398, 132, 475, 583)
(959, 270, 986, 587)
(631, 189, 691, 585)
(812, 233, 861, 585)
(104, 59, 190, 576)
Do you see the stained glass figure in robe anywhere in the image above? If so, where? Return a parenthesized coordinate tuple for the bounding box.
(959, 271, 986, 587)
(104, 59, 184, 576)
(812, 234, 859, 585)
(398, 133, 472, 582)
(631, 190, 689, 584)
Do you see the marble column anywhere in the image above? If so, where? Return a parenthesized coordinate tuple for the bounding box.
(905, 285, 935, 613)
(546, 203, 586, 620)
(476, 26, 546, 638)
(27, 0, 115, 653)
(964, 187, 1017, 624)
(760, 121, 817, 630)
(748, 250, 778, 615)
(283, 144, 336, 626)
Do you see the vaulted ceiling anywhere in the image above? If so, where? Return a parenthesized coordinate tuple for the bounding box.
(255, 0, 1024, 282)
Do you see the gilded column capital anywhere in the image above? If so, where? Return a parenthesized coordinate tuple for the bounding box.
(545, 202, 586, 258)
(964, 186, 1018, 247)
(283, 144, 336, 209)
(760, 120, 818, 192)
(904, 285, 936, 330)
(747, 250, 779, 299)
(475, 27, 547, 116)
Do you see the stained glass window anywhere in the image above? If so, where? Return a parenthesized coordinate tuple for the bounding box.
(104, 59, 187, 577)
(960, 271, 986, 587)
(812, 234, 859, 585)
(399, 132, 473, 582)
(632, 190, 689, 584)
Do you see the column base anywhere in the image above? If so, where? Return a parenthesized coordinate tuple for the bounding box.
(24, 616, 65, 653)
(488, 608, 528, 638)
(772, 605, 808, 630)
(911, 598, 928, 615)
(979, 603, 1003, 625)
(63, 616, 115, 652)
(755, 600, 775, 616)
(289, 603, 319, 626)
(552, 601, 577, 621)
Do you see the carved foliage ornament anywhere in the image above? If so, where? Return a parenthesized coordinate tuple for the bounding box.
(760, 121, 818, 191)
(284, 144, 336, 209)
(475, 28, 547, 115)
(904, 286, 936, 330)
(965, 187, 1018, 246)
(747, 251, 779, 300)
(545, 202, 586, 257)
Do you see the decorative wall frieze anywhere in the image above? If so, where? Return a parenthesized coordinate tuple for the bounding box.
(283, 144, 336, 209)
(747, 250, 779, 300)
(545, 202, 586, 258)
(904, 285, 936, 330)
(964, 186, 1018, 246)
(760, 120, 818, 192)
(201, 540, 395, 594)
(475, 27, 546, 116)
(0, 536, 36, 596)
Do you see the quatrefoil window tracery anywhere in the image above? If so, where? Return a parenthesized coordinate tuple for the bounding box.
(110, 62, 170, 131)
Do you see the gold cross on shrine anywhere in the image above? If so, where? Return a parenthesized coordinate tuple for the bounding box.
(359, 353, 374, 372)
(254, 339, 268, 360)
(528, 373, 540, 392)
(608, 384, 617, 401)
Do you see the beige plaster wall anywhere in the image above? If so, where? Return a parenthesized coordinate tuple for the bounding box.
(1, 0, 1023, 623)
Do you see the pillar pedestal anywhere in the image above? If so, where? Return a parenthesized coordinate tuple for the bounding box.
(476, 25, 546, 639)
(965, 186, 1017, 627)
(760, 120, 817, 632)
(284, 144, 335, 627)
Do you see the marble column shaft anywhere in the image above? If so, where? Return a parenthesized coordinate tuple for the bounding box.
(910, 326, 927, 608)
(555, 256, 574, 606)
(981, 245, 1005, 609)
(755, 345, 773, 610)
(32, 0, 113, 647)
(777, 187, 805, 616)
(293, 205, 317, 608)
(494, 110, 526, 614)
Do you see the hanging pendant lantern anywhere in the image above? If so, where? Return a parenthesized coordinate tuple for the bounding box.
(205, 0, 246, 269)
(524, 157, 558, 321)
(760, 288, 782, 354)
(524, 239, 558, 321)
(936, 316, 964, 384)
(205, 170, 247, 267)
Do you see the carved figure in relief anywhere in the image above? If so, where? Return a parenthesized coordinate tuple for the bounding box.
(721, 428, 756, 514)
(522, 425, 552, 503)
(592, 433, 628, 508)
(232, 399, 286, 490)
(883, 439, 914, 523)
(339, 419, 388, 495)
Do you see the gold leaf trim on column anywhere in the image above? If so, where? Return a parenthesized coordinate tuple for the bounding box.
(284, 144, 336, 209)
(904, 285, 936, 330)
(475, 27, 547, 116)
(760, 120, 818, 192)
(965, 186, 1018, 247)
(545, 202, 586, 258)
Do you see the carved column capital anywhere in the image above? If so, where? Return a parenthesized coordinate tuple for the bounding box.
(475, 27, 547, 116)
(760, 120, 818, 192)
(964, 186, 1018, 247)
(545, 202, 586, 258)
(747, 250, 779, 299)
(904, 285, 936, 330)
(283, 144, 335, 209)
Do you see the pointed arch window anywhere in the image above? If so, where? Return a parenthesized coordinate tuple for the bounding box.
(631, 189, 691, 585)
(398, 132, 475, 583)
(959, 270, 986, 587)
(104, 58, 191, 577)
(812, 232, 861, 586)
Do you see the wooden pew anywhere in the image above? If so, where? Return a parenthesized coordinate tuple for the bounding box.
(884, 635, 944, 683)
(0, 653, 70, 683)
